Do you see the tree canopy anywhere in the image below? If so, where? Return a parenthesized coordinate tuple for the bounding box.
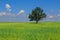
(28, 7, 46, 23)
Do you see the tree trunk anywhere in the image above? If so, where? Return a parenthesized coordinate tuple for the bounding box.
(36, 21, 38, 24)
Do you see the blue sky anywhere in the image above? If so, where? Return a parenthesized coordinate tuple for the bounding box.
(0, 0, 60, 22)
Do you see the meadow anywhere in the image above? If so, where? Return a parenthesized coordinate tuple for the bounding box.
(0, 22, 60, 40)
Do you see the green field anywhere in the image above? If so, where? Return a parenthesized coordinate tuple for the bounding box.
(0, 22, 60, 40)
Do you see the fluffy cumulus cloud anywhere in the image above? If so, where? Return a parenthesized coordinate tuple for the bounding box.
(0, 12, 14, 16)
(4, 4, 25, 16)
(5, 4, 11, 12)
(0, 12, 6, 16)
(47, 15, 54, 18)
(0, 4, 12, 16)
(6, 4, 11, 9)
(17, 10, 25, 15)
(0, 10, 25, 16)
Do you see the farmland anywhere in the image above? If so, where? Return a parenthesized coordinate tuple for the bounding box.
(0, 22, 60, 40)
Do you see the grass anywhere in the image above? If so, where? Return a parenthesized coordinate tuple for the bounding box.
(0, 22, 60, 40)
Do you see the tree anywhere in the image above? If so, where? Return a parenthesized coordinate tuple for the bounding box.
(28, 7, 46, 23)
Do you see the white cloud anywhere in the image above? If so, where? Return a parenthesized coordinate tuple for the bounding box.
(5, 4, 25, 16)
(47, 15, 54, 18)
(0, 10, 25, 16)
(6, 4, 11, 9)
(0, 12, 6, 16)
(5, 4, 11, 12)
(17, 10, 25, 15)
(0, 12, 15, 17)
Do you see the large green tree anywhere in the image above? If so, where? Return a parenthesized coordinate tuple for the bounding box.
(28, 7, 46, 23)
